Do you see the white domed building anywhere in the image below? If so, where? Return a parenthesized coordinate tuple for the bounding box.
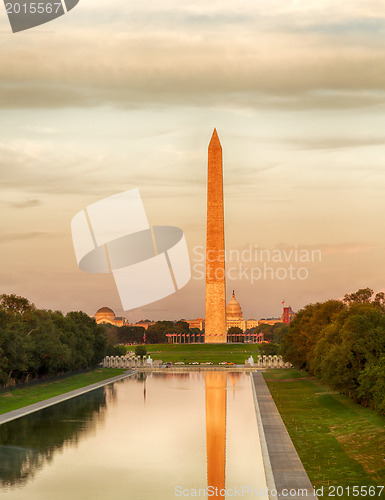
(226, 291, 246, 332)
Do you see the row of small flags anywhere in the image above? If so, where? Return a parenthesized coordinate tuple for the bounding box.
(143, 331, 264, 342)
(164, 332, 263, 337)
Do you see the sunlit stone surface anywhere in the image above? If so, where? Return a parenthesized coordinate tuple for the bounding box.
(205, 129, 227, 343)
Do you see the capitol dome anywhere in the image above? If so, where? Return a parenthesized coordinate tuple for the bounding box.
(226, 291, 243, 320)
(95, 307, 115, 323)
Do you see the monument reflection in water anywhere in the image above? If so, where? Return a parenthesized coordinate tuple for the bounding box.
(205, 372, 226, 498)
(0, 372, 266, 499)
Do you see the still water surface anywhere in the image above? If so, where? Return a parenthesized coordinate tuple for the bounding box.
(0, 372, 267, 499)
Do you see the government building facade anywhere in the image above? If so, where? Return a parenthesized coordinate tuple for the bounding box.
(93, 293, 295, 344)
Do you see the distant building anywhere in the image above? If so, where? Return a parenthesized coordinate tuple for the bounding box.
(224, 291, 262, 342)
(258, 318, 282, 326)
(93, 307, 156, 329)
(94, 307, 127, 327)
(94, 298, 294, 344)
(282, 306, 295, 325)
(245, 318, 259, 330)
(185, 318, 205, 331)
(226, 291, 246, 331)
(131, 321, 155, 330)
(167, 292, 262, 343)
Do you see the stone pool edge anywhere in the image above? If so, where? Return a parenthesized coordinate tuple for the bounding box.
(0, 370, 136, 426)
(250, 373, 278, 500)
(251, 372, 318, 500)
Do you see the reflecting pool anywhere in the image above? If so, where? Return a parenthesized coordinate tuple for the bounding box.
(0, 372, 267, 499)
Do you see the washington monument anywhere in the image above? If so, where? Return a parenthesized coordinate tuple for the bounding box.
(205, 129, 227, 343)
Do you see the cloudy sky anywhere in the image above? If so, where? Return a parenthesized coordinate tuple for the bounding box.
(1, 0, 385, 322)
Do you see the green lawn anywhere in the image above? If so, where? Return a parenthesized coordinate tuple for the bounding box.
(136, 343, 260, 364)
(264, 369, 385, 499)
(0, 368, 126, 415)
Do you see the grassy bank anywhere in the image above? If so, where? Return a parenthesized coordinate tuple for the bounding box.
(138, 343, 259, 364)
(263, 369, 385, 499)
(0, 368, 126, 415)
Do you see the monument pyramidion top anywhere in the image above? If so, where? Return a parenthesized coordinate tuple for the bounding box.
(209, 128, 222, 151)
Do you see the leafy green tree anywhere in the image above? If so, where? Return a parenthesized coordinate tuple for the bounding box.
(254, 323, 274, 342)
(312, 303, 385, 400)
(30, 319, 71, 377)
(274, 287, 385, 413)
(0, 295, 108, 386)
(106, 344, 126, 356)
(311, 323, 358, 397)
(0, 320, 33, 384)
(117, 326, 145, 344)
(146, 321, 174, 343)
(260, 343, 279, 355)
(64, 311, 106, 367)
(176, 321, 189, 332)
(272, 323, 289, 344)
(135, 345, 147, 359)
(373, 291, 385, 310)
(0, 294, 34, 315)
(227, 326, 244, 343)
(343, 287, 385, 312)
(228, 327, 243, 336)
(280, 300, 345, 370)
(358, 356, 385, 412)
(343, 287, 374, 305)
(246, 323, 287, 344)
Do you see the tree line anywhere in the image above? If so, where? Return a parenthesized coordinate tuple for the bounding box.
(280, 288, 385, 414)
(104, 320, 199, 349)
(0, 294, 107, 387)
